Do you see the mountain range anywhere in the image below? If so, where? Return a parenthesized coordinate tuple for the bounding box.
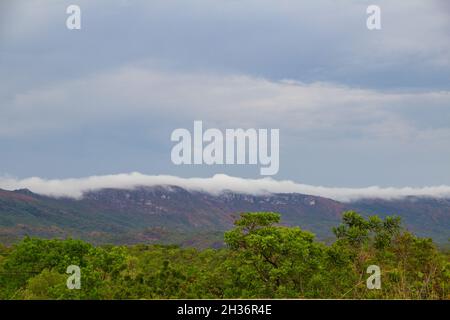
(0, 186, 449, 247)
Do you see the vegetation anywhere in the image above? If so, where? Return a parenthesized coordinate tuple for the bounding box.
(0, 211, 448, 299)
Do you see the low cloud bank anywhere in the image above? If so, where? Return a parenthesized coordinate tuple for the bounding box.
(1, 173, 450, 202)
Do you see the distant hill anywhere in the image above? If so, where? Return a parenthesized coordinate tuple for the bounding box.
(0, 187, 448, 247)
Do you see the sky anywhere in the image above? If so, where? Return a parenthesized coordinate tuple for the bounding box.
(0, 0, 449, 191)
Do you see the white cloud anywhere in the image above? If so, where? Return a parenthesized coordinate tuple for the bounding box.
(1, 172, 450, 202)
(3, 66, 450, 142)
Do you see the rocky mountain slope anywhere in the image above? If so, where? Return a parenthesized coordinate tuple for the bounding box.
(0, 186, 448, 246)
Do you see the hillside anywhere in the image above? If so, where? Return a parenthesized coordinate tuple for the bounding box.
(0, 187, 449, 246)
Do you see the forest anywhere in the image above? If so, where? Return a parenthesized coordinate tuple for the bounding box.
(0, 211, 448, 299)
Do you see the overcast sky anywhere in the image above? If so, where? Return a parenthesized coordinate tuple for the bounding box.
(0, 0, 449, 188)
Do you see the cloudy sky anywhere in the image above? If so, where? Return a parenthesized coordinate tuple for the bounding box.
(0, 0, 449, 190)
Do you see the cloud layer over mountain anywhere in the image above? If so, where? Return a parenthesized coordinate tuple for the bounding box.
(1, 173, 450, 202)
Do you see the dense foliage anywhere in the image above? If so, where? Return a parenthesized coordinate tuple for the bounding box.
(0, 211, 448, 299)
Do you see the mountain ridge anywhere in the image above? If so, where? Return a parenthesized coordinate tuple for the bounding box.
(0, 186, 448, 247)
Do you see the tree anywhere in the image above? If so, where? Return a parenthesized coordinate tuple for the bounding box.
(224, 212, 326, 298)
